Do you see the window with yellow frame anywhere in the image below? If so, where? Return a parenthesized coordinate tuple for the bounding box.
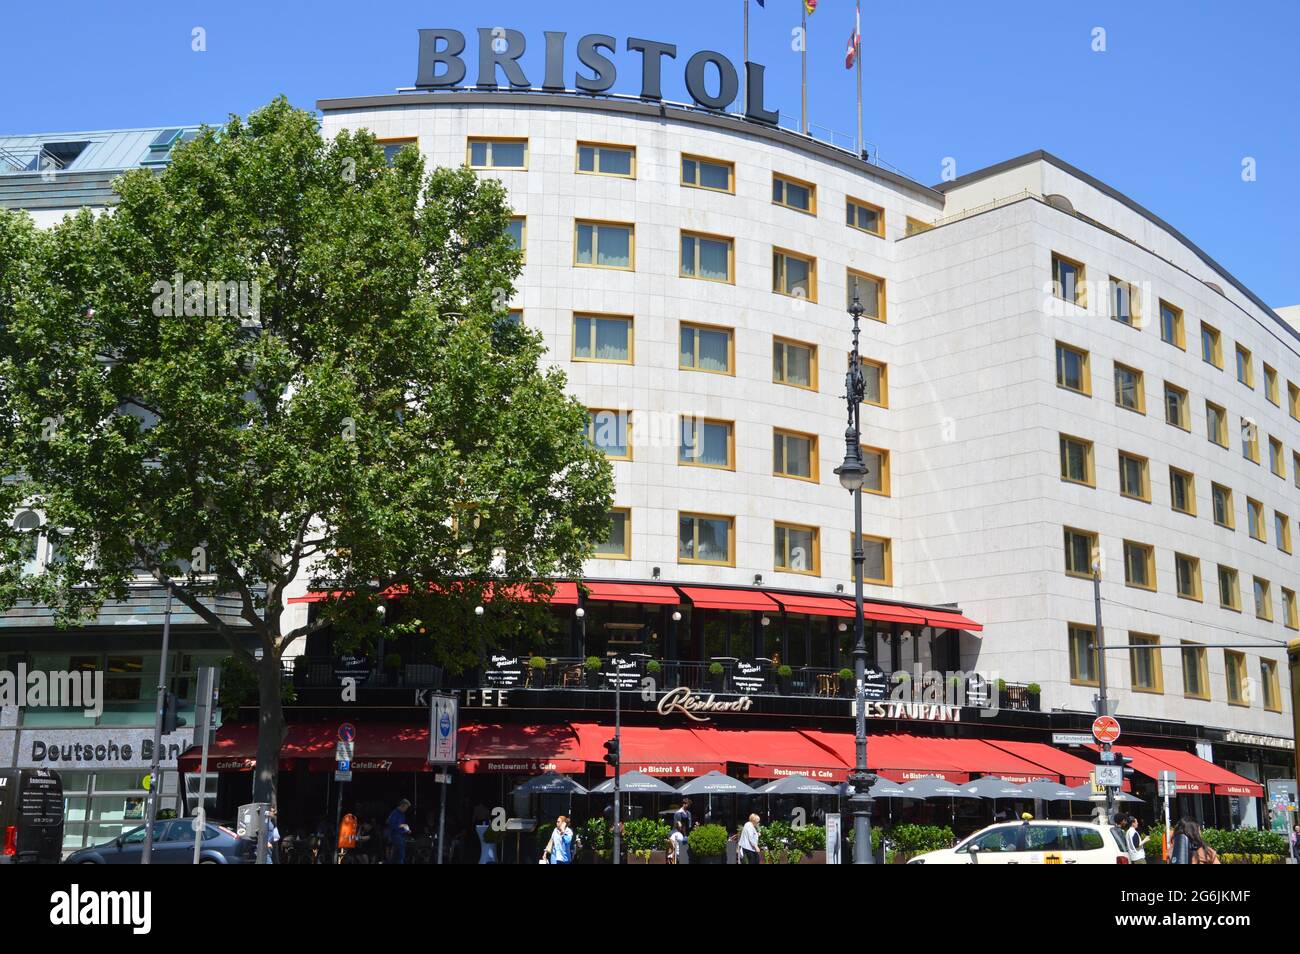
(847, 269, 885, 322)
(585, 409, 632, 461)
(1261, 658, 1282, 710)
(680, 153, 734, 193)
(773, 247, 817, 301)
(574, 219, 634, 270)
(1129, 633, 1163, 694)
(772, 172, 816, 214)
(1068, 623, 1099, 686)
(678, 417, 734, 470)
(861, 445, 890, 496)
(1253, 577, 1273, 621)
(1122, 540, 1155, 590)
(773, 429, 818, 482)
(854, 355, 888, 407)
(595, 508, 632, 559)
(846, 196, 884, 236)
(1200, 322, 1223, 368)
(467, 136, 528, 170)
(1051, 252, 1086, 306)
(1277, 512, 1293, 554)
(572, 313, 633, 364)
(773, 337, 817, 390)
(678, 512, 734, 566)
(775, 522, 820, 575)
(679, 322, 734, 375)
(679, 230, 734, 283)
(1264, 364, 1279, 405)
(851, 533, 892, 585)
(1284, 588, 1299, 631)
(1225, 650, 1249, 705)
(1181, 642, 1210, 699)
(576, 141, 635, 178)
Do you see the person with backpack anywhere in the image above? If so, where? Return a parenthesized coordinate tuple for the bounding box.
(540, 814, 575, 865)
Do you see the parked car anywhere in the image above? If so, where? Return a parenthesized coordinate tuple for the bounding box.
(907, 820, 1130, 865)
(0, 768, 64, 864)
(65, 819, 251, 864)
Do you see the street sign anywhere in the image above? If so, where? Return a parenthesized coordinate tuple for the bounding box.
(428, 692, 458, 765)
(1091, 715, 1121, 744)
(1157, 770, 1177, 798)
(1098, 749, 1116, 763)
(1095, 765, 1123, 788)
(1052, 733, 1092, 746)
(338, 723, 356, 743)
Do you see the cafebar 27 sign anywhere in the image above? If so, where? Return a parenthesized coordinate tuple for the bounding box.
(416, 29, 781, 125)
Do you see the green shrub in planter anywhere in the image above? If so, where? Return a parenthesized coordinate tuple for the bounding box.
(1221, 853, 1285, 864)
(888, 823, 955, 856)
(777, 664, 792, 678)
(622, 817, 670, 858)
(708, 661, 724, 676)
(793, 824, 824, 855)
(837, 668, 853, 681)
(1026, 683, 1042, 694)
(688, 823, 728, 858)
(528, 655, 547, 670)
(579, 817, 612, 854)
(384, 653, 403, 670)
(584, 656, 602, 671)
(995, 677, 1006, 691)
(646, 660, 661, 675)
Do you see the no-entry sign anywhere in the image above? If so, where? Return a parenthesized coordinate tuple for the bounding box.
(1092, 715, 1121, 744)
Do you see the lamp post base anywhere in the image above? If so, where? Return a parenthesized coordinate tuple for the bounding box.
(848, 769, 877, 864)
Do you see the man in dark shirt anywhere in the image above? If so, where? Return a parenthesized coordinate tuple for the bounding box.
(386, 798, 412, 864)
(673, 797, 694, 833)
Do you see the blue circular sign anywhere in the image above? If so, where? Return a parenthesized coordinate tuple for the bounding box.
(339, 723, 356, 743)
(438, 712, 451, 738)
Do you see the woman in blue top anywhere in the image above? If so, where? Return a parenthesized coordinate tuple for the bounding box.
(542, 815, 574, 864)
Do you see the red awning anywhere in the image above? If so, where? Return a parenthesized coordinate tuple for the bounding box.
(1087, 745, 1211, 794)
(582, 582, 681, 605)
(289, 580, 579, 606)
(933, 738, 1058, 783)
(178, 723, 431, 773)
(1130, 746, 1264, 798)
(677, 587, 780, 612)
(458, 723, 586, 774)
(696, 728, 850, 781)
(770, 592, 858, 618)
(985, 739, 1100, 787)
(921, 609, 984, 633)
(856, 601, 930, 626)
(802, 731, 971, 783)
(571, 724, 726, 777)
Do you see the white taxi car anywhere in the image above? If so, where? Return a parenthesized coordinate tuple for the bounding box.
(907, 820, 1131, 864)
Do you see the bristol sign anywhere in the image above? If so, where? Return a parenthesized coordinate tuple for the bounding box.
(416, 28, 780, 125)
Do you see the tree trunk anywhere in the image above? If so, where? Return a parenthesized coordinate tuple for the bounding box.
(253, 651, 284, 805)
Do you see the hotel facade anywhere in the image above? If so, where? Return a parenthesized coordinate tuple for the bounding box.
(3, 79, 1296, 845)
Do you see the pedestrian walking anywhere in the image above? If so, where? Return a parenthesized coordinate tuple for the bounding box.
(668, 819, 689, 864)
(540, 814, 575, 864)
(673, 797, 694, 832)
(386, 798, 412, 865)
(739, 813, 762, 864)
(1123, 815, 1147, 864)
(264, 808, 280, 865)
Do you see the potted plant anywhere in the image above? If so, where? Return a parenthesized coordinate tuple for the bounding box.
(585, 655, 603, 688)
(994, 677, 1008, 708)
(794, 823, 826, 863)
(776, 664, 793, 694)
(528, 655, 548, 688)
(646, 659, 662, 676)
(838, 667, 854, 697)
(579, 818, 612, 864)
(621, 817, 670, 864)
(384, 652, 403, 685)
(687, 823, 728, 864)
(1025, 682, 1042, 710)
(708, 660, 725, 692)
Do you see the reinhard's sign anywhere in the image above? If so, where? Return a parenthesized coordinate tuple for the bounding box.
(657, 686, 753, 723)
(416, 29, 780, 125)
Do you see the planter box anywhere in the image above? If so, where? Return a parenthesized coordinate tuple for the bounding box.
(627, 850, 667, 865)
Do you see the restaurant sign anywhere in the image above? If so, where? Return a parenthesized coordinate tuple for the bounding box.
(862, 701, 961, 723)
(656, 686, 753, 723)
(416, 28, 780, 125)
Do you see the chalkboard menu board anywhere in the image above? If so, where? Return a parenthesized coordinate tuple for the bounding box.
(862, 666, 889, 702)
(603, 655, 641, 690)
(332, 654, 373, 685)
(485, 654, 525, 688)
(732, 660, 767, 694)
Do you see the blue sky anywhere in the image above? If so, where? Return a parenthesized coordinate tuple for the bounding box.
(3, 1, 1296, 305)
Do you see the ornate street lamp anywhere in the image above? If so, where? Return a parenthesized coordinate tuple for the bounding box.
(833, 292, 877, 864)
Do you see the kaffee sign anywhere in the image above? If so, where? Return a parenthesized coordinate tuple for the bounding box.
(416, 29, 781, 125)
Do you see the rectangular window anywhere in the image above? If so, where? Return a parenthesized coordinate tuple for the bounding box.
(857, 356, 888, 407)
(847, 269, 885, 322)
(1055, 342, 1090, 395)
(1113, 363, 1145, 413)
(576, 141, 635, 178)
(1211, 483, 1234, 528)
(1123, 540, 1155, 590)
(1269, 436, 1285, 477)
(1291, 382, 1300, 421)
(678, 512, 734, 566)
(1235, 343, 1254, 388)
(1109, 276, 1140, 326)
(1063, 527, 1097, 578)
(575, 220, 634, 270)
(1253, 577, 1273, 621)
(467, 137, 527, 170)
(1200, 323, 1223, 368)
(680, 154, 734, 193)
(1276, 512, 1292, 554)
(862, 446, 890, 496)
(773, 337, 816, 390)
(1059, 434, 1095, 486)
(846, 196, 884, 236)
(679, 417, 734, 469)
(596, 508, 632, 559)
(1206, 401, 1228, 447)
(1244, 421, 1267, 467)
(679, 231, 734, 282)
(905, 216, 932, 236)
(1051, 252, 1086, 306)
(773, 429, 818, 481)
(1159, 300, 1185, 348)
(853, 534, 892, 585)
(1247, 497, 1265, 541)
(1294, 452, 1300, 489)
(1118, 452, 1150, 501)
(506, 216, 526, 260)
(586, 409, 631, 460)
(1225, 650, 1248, 705)
(572, 313, 632, 363)
(1181, 642, 1209, 699)
(773, 248, 817, 300)
(775, 522, 820, 575)
(377, 137, 417, 165)
(772, 173, 816, 214)
(1175, 553, 1202, 601)
(1284, 588, 1299, 630)
(1163, 382, 1190, 430)
(1261, 659, 1282, 710)
(1068, 623, 1099, 685)
(1218, 565, 1241, 610)
(1264, 364, 1279, 405)
(679, 322, 734, 374)
(1129, 633, 1163, 694)
(1169, 468, 1196, 516)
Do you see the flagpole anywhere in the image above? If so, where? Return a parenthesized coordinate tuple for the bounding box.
(801, 6, 808, 135)
(856, 0, 863, 157)
(744, 0, 749, 114)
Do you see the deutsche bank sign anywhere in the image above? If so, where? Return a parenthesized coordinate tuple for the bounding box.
(416, 29, 780, 125)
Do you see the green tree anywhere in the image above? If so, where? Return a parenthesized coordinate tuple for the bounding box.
(0, 98, 613, 803)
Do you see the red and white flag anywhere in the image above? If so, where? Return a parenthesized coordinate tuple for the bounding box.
(845, 28, 860, 68)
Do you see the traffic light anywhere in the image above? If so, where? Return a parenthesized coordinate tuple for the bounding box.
(161, 691, 186, 734)
(1114, 751, 1134, 781)
(603, 737, 619, 768)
